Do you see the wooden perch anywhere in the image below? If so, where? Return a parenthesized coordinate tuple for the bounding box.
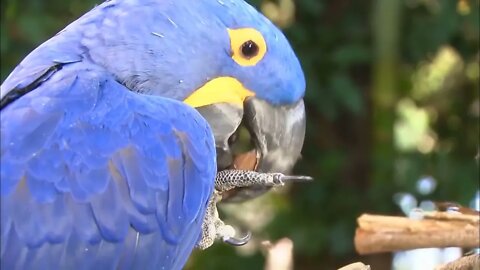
(354, 212, 479, 255)
(262, 238, 294, 270)
(436, 254, 480, 270)
(337, 262, 371, 270)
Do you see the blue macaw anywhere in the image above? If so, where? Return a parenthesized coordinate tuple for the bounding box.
(0, 0, 306, 269)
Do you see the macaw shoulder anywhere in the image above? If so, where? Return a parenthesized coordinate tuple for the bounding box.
(1, 67, 216, 269)
(1, 66, 217, 196)
(1, 0, 176, 99)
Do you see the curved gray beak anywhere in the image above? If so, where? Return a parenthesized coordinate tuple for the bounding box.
(244, 97, 306, 174)
(195, 97, 306, 201)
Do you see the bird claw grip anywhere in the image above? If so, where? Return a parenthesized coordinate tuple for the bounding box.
(197, 169, 312, 250)
(214, 169, 313, 193)
(223, 230, 252, 246)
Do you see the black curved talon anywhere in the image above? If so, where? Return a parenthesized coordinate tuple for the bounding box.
(279, 175, 313, 182)
(273, 174, 313, 184)
(223, 231, 252, 246)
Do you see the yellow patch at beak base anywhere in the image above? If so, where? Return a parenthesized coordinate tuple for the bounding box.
(183, 77, 255, 108)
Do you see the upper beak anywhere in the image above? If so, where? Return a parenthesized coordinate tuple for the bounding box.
(195, 97, 306, 201)
(244, 97, 306, 174)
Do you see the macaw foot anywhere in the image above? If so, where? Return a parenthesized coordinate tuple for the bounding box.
(196, 191, 251, 250)
(214, 169, 313, 193)
(197, 169, 312, 249)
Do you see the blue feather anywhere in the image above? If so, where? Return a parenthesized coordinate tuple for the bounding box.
(1, 67, 215, 269)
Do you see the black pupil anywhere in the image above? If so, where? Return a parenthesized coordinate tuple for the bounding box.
(241, 40, 259, 58)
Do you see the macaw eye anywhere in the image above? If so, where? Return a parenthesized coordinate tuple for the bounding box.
(228, 28, 267, 66)
(241, 40, 259, 59)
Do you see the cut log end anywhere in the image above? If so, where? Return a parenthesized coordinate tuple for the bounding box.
(354, 213, 480, 255)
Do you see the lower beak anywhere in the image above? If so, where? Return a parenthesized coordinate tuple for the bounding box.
(196, 103, 243, 170)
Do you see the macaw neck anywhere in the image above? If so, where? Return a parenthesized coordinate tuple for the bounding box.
(79, 0, 230, 101)
(2, 0, 230, 102)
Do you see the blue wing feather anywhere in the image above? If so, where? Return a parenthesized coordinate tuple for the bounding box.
(0, 65, 216, 270)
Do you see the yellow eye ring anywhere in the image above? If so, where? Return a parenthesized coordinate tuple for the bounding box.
(228, 28, 267, 67)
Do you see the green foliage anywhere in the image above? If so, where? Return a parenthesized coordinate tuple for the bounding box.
(1, 0, 478, 269)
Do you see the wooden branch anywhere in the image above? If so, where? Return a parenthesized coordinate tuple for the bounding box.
(354, 212, 480, 255)
(262, 238, 294, 270)
(435, 254, 480, 270)
(337, 262, 371, 270)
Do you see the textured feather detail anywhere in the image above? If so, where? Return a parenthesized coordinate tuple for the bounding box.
(1, 66, 216, 270)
